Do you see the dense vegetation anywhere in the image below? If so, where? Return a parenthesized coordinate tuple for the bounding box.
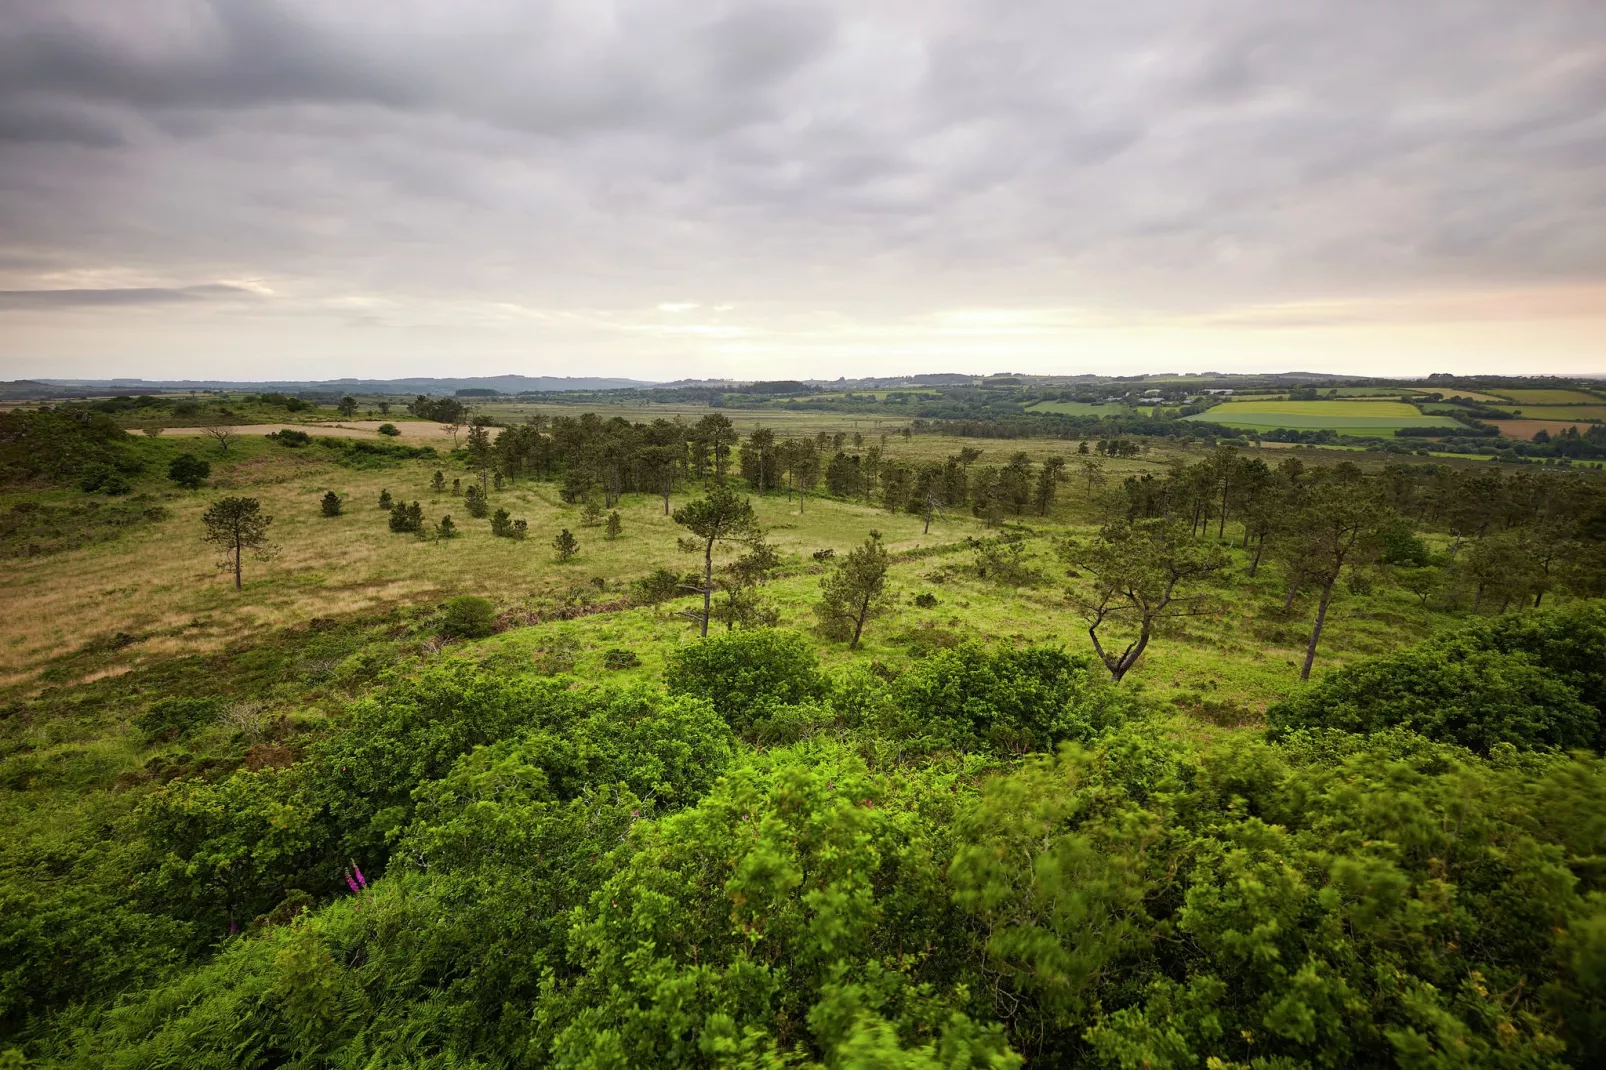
(2, 395, 1606, 1067)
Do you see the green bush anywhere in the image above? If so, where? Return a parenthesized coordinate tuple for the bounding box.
(268, 429, 312, 447)
(440, 595, 497, 638)
(133, 696, 225, 741)
(167, 453, 210, 489)
(602, 648, 639, 670)
(376, 423, 400, 437)
(1269, 604, 1606, 753)
(886, 643, 1129, 755)
(664, 628, 829, 731)
(629, 567, 684, 605)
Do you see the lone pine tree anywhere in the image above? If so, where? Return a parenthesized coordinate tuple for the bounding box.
(201, 497, 275, 589)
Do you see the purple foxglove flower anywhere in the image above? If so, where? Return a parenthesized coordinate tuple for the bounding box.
(353, 864, 367, 889)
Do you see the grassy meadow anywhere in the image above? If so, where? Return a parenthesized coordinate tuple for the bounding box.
(5, 421, 1467, 707)
(1185, 398, 1458, 435)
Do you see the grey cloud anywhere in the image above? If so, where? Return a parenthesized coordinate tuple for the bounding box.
(0, 0, 1603, 367)
(0, 284, 253, 308)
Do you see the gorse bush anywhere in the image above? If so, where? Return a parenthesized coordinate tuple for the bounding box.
(50, 719, 1606, 1068)
(1269, 603, 1606, 753)
(440, 595, 496, 638)
(883, 643, 1131, 755)
(133, 696, 224, 741)
(664, 628, 830, 731)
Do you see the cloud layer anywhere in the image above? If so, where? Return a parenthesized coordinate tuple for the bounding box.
(1, 0, 1603, 378)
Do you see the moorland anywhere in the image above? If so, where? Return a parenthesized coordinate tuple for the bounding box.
(2, 373, 1606, 1068)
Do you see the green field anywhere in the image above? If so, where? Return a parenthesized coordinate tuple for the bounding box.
(1184, 399, 1456, 434)
(1504, 404, 1606, 420)
(1492, 388, 1603, 404)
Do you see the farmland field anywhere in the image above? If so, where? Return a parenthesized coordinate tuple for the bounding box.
(1500, 405, 1606, 421)
(1492, 388, 1604, 404)
(1183, 399, 1457, 434)
(1488, 418, 1599, 441)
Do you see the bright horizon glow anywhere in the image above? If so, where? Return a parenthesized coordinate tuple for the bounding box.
(2, 2, 1603, 382)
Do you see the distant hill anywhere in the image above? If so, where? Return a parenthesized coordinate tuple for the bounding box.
(11, 375, 658, 398)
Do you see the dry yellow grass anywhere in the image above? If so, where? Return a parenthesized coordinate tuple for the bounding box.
(3, 420, 1438, 688)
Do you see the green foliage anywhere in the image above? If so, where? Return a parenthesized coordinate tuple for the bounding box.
(951, 727, 1601, 1066)
(267, 428, 312, 447)
(553, 527, 579, 560)
(816, 531, 892, 647)
(440, 595, 496, 638)
(133, 696, 224, 741)
(665, 628, 829, 731)
(200, 496, 274, 588)
(605, 510, 622, 539)
(166, 453, 210, 489)
(0, 498, 169, 559)
(377, 488, 392, 509)
(387, 500, 423, 535)
(602, 647, 640, 669)
(532, 745, 1012, 1069)
(881, 643, 1130, 755)
(1269, 604, 1606, 753)
(0, 407, 138, 485)
(629, 566, 685, 605)
(376, 422, 400, 437)
(318, 490, 341, 517)
(463, 483, 488, 517)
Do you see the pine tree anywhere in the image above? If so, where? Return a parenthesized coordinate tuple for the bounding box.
(379, 488, 393, 510)
(605, 511, 622, 539)
(320, 491, 342, 517)
(553, 528, 579, 561)
(201, 497, 275, 589)
(437, 515, 456, 540)
(815, 531, 890, 649)
(431, 470, 446, 493)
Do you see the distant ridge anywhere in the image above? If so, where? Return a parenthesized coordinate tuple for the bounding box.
(19, 374, 657, 396)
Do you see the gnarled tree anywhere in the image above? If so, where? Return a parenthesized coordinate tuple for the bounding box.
(1065, 519, 1226, 681)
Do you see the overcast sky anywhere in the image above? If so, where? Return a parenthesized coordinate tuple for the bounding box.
(1, 0, 1603, 382)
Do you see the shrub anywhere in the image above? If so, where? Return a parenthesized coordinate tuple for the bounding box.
(376, 423, 400, 437)
(134, 696, 224, 741)
(605, 511, 622, 539)
(378, 489, 393, 509)
(167, 453, 210, 489)
(602, 648, 640, 670)
(319, 491, 342, 517)
(664, 628, 829, 731)
(1268, 646, 1595, 754)
(630, 567, 684, 605)
(913, 591, 939, 608)
(464, 485, 488, 518)
(441, 595, 497, 638)
(490, 508, 512, 537)
(1268, 603, 1606, 753)
(811, 548, 835, 562)
(885, 643, 1129, 754)
(436, 515, 456, 539)
(268, 429, 312, 447)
